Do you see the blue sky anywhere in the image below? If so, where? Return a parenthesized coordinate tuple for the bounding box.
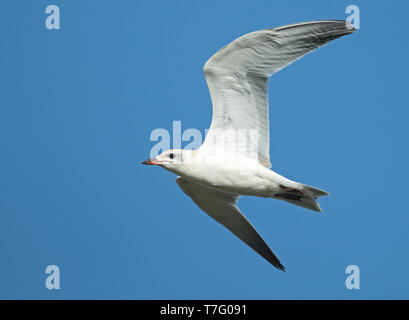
(1, 0, 408, 299)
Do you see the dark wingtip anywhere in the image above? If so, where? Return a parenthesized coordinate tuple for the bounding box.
(277, 263, 286, 272)
(264, 249, 286, 272)
(269, 257, 286, 272)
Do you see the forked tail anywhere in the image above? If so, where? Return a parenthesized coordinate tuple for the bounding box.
(276, 183, 329, 212)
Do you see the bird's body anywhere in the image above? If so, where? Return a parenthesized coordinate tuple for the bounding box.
(143, 20, 355, 270)
(164, 149, 297, 198)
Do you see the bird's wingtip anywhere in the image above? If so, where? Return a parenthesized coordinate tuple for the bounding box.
(278, 264, 286, 272)
(345, 20, 357, 33)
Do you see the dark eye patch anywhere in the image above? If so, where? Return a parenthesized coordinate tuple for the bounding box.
(169, 153, 174, 159)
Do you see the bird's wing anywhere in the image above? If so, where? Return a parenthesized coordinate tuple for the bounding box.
(201, 20, 355, 168)
(176, 177, 285, 270)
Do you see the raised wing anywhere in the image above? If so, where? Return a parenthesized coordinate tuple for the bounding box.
(176, 177, 285, 270)
(201, 20, 355, 168)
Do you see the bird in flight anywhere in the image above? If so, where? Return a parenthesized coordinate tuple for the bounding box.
(143, 20, 355, 271)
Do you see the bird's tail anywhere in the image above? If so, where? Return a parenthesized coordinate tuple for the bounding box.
(277, 183, 329, 212)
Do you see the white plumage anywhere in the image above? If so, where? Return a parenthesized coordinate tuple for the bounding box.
(143, 20, 355, 270)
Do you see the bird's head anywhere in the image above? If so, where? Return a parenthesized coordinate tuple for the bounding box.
(142, 149, 191, 172)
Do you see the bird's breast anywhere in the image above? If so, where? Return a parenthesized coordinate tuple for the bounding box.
(178, 162, 276, 197)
